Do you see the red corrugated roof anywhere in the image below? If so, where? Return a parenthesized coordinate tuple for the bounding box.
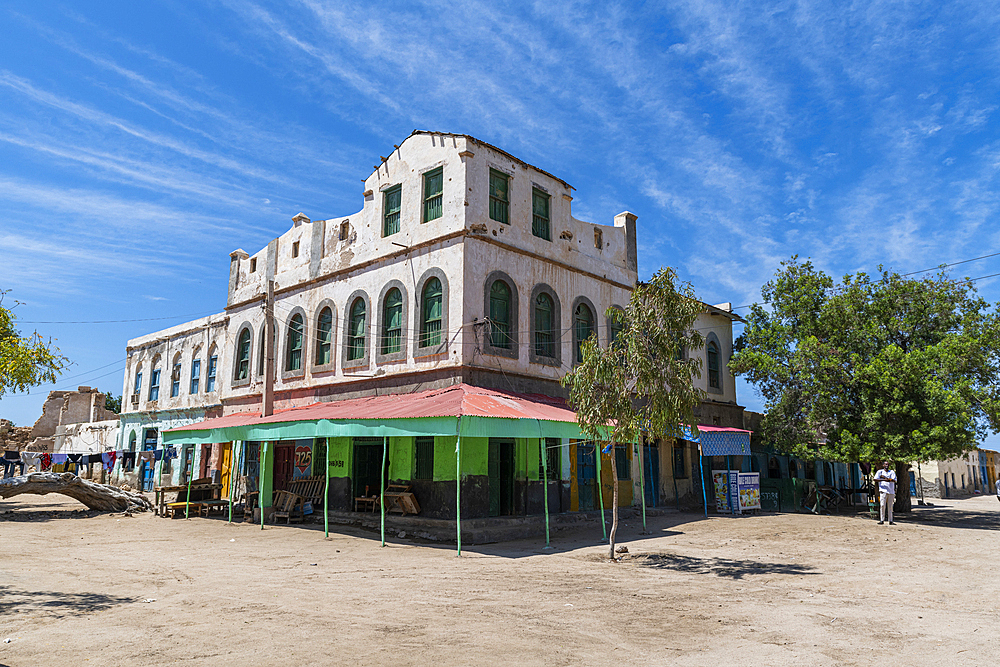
(168, 384, 578, 433)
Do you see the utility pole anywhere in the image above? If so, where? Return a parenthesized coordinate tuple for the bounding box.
(263, 279, 275, 417)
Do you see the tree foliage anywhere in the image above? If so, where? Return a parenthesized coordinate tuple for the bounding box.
(104, 392, 122, 414)
(0, 290, 68, 398)
(730, 257, 1000, 467)
(563, 267, 706, 558)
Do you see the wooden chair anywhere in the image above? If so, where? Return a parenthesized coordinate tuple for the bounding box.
(287, 476, 325, 509)
(273, 490, 305, 524)
(354, 485, 379, 513)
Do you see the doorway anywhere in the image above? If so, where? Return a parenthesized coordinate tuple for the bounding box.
(141, 428, 158, 491)
(352, 437, 387, 501)
(576, 441, 597, 511)
(488, 438, 515, 517)
(643, 443, 660, 508)
(273, 444, 295, 492)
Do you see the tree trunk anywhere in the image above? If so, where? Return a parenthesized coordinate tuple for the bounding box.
(893, 462, 911, 514)
(609, 443, 619, 561)
(0, 472, 153, 513)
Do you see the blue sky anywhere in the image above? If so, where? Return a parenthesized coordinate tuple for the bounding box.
(1, 1, 998, 449)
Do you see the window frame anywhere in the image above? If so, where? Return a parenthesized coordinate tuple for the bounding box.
(234, 327, 252, 383)
(413, 269, 449, 357)
(342, 291, 370, 369)
(572, 298, 597, 365)
(422, 166, 444, 223)
(529, 283, 561, 366)
(381, 287, 404, 356)
(419, 277, 443, 350)
(489, 168, 510, 224)
(483, 271, 519, 359)
(539, 437, 561, 481)
(170, 360, 181, 398)
(190, 358, 201, 394)
(148, 367, 160, 402)
(531, 187, 551, 240)
(382, 184, 402, 237)
(414, 436, 434, 480)
(206, 353, 218, 392)
(706, 332, 723, 393)
(615, 444, 631, 481)
(315, 305, 335, 369)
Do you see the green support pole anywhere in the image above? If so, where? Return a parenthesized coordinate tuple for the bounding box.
(324, 438, 330, 539)
(699, 445, 708, 518)
(185, 446, 194, 519)
(380, 436, 387, 547)
(727, 455, 734, 515)
(228, 442, 235, 524)
(456, 421, 462, 557)
(541, 437, 550, 548)
(638, 441, 647, 533)
(595, 441, 607, 540)
(260, 441, 267, 530)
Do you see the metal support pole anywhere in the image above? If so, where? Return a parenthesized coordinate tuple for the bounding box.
(228, 442, 236, 524)
(324, 439, 330, 538)
(541, 437, 550, 548)
(595, 441, 606, 540)
(185, 446, 194, 520)
(260, 441, 267, 530)
(699, 446, 708, 518)
(638, 440, 647, 533)
(727, 454, 734, 515)
(455, 425, 462, 557)
(380, 436, 387, 547)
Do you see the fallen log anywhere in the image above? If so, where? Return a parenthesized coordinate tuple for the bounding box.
(0, 472, 153, 513)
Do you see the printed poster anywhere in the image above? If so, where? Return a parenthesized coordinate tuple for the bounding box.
(738, 472, 761, 510)
(293, 442, 313, 479)
(712, 470, 730, 511)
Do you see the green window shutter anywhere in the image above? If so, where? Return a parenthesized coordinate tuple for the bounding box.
(423, 168, 443, 222)
(287, 314, 303, 371)
(489, 280, 511, 349)
(236, 329, 251, 380)
(534, 293, 554, 358)
(531, 188, 550, 240)
(382, 288, 403, 355)
(420, 278, 443, 348)
(348, 299, 367, 361)
(574, 303, 593, 364)
(383, 185, 401, 237)
(539, 437, 561, 481)
(708, 342, 720, 388)
(615, 445, 631, 480)
(316, 308, 333, 365)
(415, 436, 434, 480)
(489, 169, 509, 224)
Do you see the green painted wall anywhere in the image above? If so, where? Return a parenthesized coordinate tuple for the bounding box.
(326, 437, 351, 478)
(261, 442, 274, 508)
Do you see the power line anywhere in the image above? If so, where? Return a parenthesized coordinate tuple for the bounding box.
(16, 311, 218, 324)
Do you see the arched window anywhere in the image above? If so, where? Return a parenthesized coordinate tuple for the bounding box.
(574, 303, 594, 364)
(489, 280, 512, 349)
(707, 341, 720, 389)
(534, 293, 555, 358)
(316, 307, 333, 365)
(420, 277, 443, 348)
(128, 431, 137, 452)
(348, 298, 366, 361)
(382, 288, 403, 355)
(235, 328, 251, 380)
(286, 314, 303, 371)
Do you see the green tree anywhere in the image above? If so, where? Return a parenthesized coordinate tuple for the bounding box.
(103, 392, 122, 414)
(563, 268, 706, 559)
(730, 258, 1000, 511)
(0, 290, 68, 398)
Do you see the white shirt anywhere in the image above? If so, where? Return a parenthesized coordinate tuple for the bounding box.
(995, 478, 1000, 495)
(875, 468, 896, 494)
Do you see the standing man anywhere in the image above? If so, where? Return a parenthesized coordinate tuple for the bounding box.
(995, 475, 1000, 503)
(874, 460, 897, 525)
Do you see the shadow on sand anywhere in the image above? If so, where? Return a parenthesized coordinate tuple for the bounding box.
(0, 585, 137, 619)
(621, 552, 818, 579)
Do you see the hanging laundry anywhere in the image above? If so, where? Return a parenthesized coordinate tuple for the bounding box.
(52, 454, 68, 465)
(21, 452, 42, 470)
(166, 446, 178, 460)
(153, 450, 163, 461)
(138, 451, 155, 464)
(67, 454, 82, 463)
(86, 453, 102, 465)
(102, 451, 117, 471)
(39, 453, 52, 471)
(121, 452, 137, 469)
(4, 450, 20, 461)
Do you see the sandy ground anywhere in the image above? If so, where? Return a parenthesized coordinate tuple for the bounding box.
(1, 493, 999, 666)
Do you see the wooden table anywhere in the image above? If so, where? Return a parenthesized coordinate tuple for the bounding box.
(155, 483, 223, 517)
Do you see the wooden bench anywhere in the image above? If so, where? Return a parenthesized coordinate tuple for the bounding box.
(164, 501, 209, 519)
(287, 476, 325, 510)
(354, 484, 378, 513)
